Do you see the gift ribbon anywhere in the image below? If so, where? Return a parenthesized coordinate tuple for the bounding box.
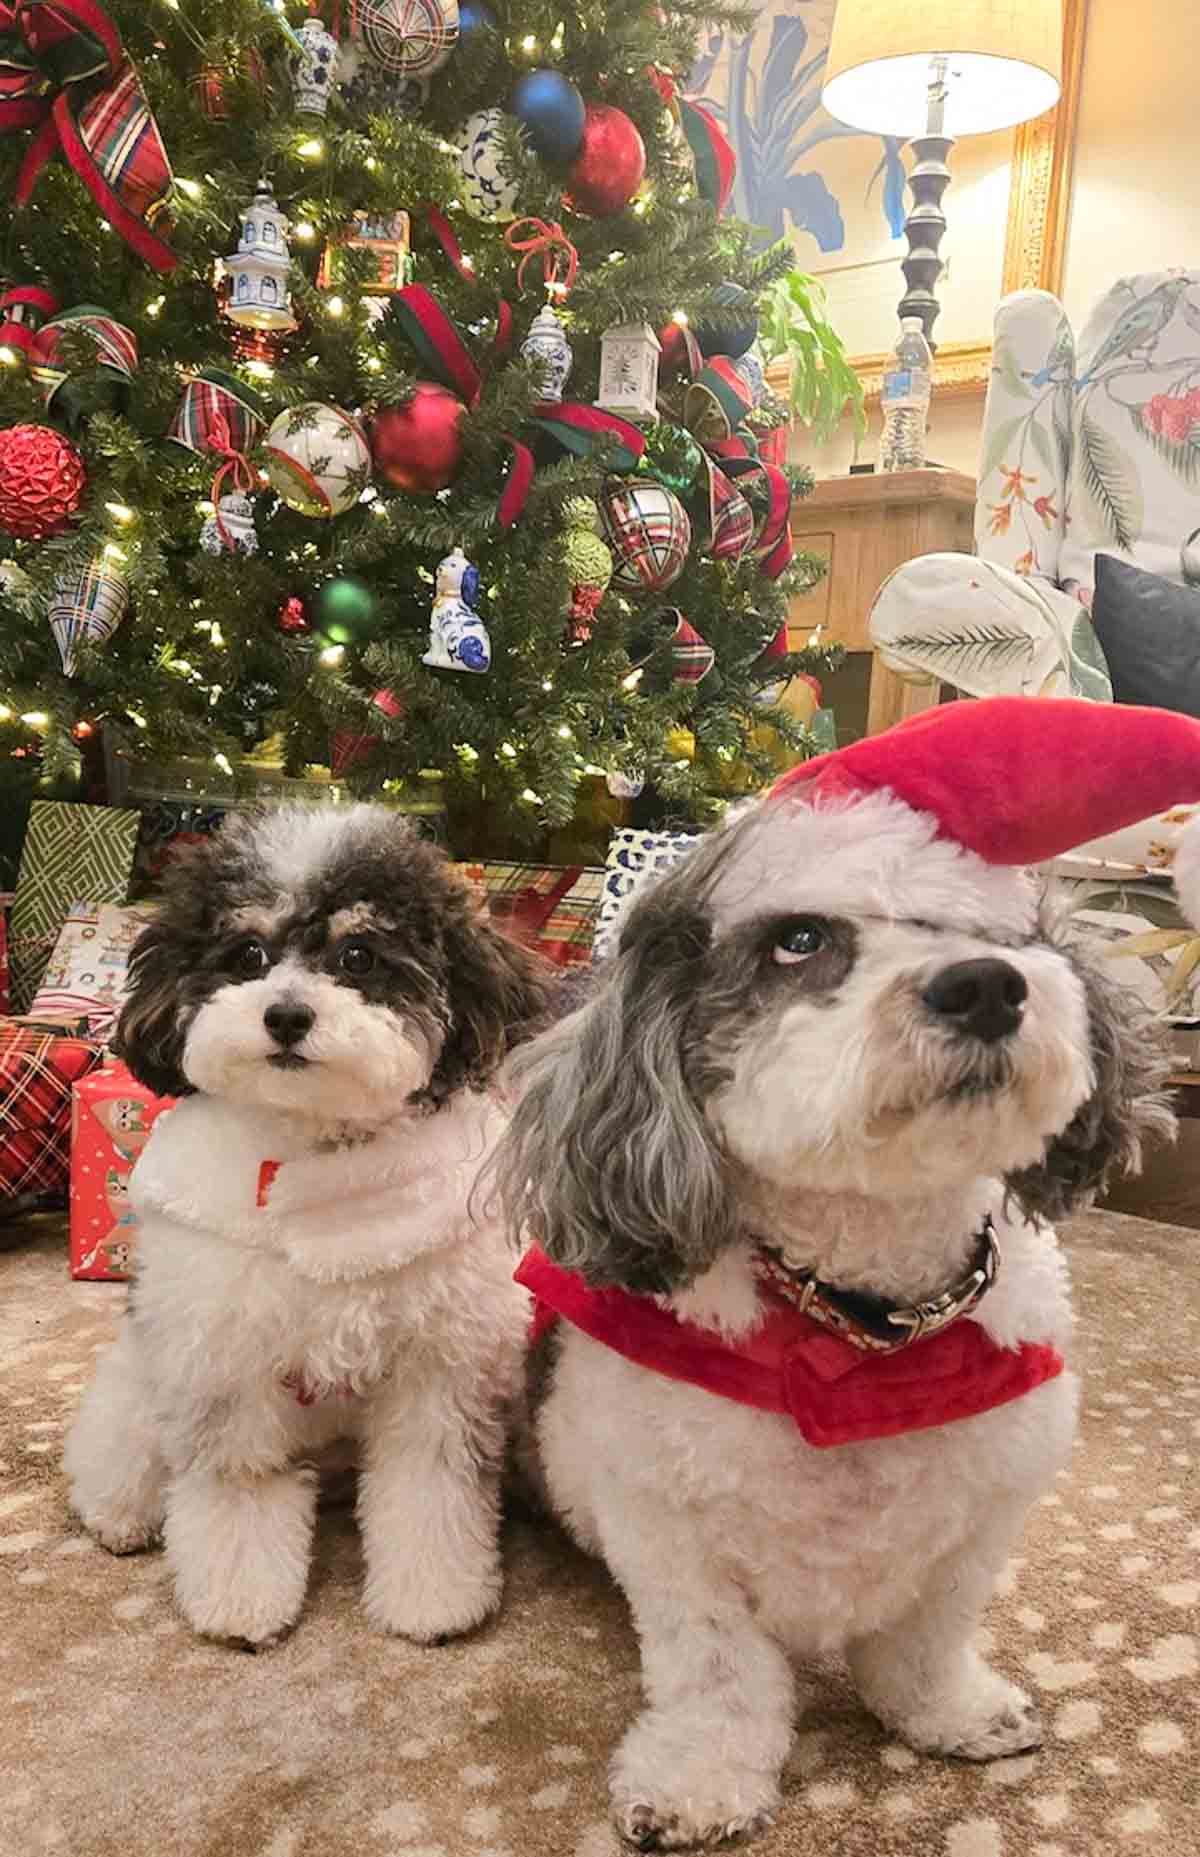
(504, 217, 578, 297)
(206, 410, 258, 551)
(0, 0, 176, 272)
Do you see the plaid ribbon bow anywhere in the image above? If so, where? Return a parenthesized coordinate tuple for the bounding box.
(0, 0, 176, 272)
(675, 349, 793, 582)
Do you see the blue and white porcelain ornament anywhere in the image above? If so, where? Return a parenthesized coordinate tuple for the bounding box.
(200, 493, 259, 557)
(521, 304, 572, 403)
(286, 14, 340, 117)
(337, 37, 429, 114)
(356, 0, 458, 78)
(606, 769, 645, 799)
(733, 348, 766, 409)
(423, 546, 490, 673)
(225, 178, 296, 332)
(454, 108, 521, 222)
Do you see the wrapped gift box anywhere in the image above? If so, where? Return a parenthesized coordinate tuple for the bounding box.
(1, 1020, 104, 1207)
(70, 1061, 175, 1279)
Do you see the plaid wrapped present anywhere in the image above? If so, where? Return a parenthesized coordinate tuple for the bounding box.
(454, 862, 604, 968)
(0, 1021, 104, 1204)
(0, 899, 8, 1015)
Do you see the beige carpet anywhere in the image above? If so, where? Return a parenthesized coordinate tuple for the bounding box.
(2, 1211, 1197, 1857)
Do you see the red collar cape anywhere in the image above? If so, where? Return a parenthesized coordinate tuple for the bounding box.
(515, 1246, 1064, 1449)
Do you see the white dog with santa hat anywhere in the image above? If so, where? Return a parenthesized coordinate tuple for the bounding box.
(498, 697, 1190, 1851)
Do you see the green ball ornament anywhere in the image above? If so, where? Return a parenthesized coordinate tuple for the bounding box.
(314, 575, 379, 644)
(635, 423, 704, 499)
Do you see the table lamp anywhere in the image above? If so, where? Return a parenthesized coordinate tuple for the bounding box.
(822, 0, 1062, 346)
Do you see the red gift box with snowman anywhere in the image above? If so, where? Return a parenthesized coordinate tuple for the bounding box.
(69, 1063, 175, 1280)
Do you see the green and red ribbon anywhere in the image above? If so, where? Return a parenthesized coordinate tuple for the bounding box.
(388, 281, 646, 529)
(0, 0, 175, 272)
(674, 350, 793, 581)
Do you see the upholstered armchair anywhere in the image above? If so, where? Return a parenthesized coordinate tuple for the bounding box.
(868, 271, 1200, 703)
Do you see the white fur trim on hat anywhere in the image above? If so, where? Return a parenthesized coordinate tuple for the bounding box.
(1173, 813, 1200, 930)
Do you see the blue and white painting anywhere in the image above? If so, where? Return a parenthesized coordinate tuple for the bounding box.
(687, 1, 907, 257)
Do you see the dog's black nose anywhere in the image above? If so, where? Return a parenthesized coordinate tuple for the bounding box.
(263, 1002, 315, 1048)
(922, 959, 1027, 1044)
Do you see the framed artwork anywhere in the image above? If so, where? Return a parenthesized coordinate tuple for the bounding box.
(690, 0, 1087, 399)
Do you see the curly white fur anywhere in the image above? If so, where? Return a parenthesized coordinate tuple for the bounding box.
(65, 805, 538, 1648)
(502, 789, 1168, 1849)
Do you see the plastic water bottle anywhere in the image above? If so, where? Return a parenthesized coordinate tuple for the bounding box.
(879, 318, 932, 471)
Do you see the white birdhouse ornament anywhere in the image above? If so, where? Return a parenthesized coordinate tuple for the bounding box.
(225, 179, 296, 332)
(596, 321, 661, 419)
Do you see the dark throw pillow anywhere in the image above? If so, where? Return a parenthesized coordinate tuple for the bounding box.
(1091, 554, 1200, 716)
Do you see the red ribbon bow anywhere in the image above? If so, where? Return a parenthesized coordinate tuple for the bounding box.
(0, 0, 176, 271)
(206, 410, 257, 550)
(504, 217, 579, 298)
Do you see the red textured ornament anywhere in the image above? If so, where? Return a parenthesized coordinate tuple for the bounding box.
(562, 104, 647, 218)
(278, 596, 311, 634)
(371, 687, 405, 719)
(371, 385, 466, 494)
(0, 424, 86, 539)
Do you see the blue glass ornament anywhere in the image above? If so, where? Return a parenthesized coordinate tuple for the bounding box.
(510, 69, 586, 166)
(458, 1, 496, 39)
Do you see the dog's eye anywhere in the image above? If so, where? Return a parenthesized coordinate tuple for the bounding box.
(338, 941, 375, 977)
(773, 919, 827, 964)
(233, 938, 271, 978)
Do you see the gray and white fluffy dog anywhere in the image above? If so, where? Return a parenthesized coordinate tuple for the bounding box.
(67, 805, 552, 1648)
(497, 785, 1172, 1849)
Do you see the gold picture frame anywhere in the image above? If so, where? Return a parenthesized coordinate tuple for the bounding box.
(846, 0, 1088, 402)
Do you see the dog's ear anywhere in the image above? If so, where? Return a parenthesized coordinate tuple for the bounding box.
(1006, 936, 1175, 1222)
(496, 885, 736, 1294)
(426, 905, 557, 1104)
(112, 920, 197, 1099)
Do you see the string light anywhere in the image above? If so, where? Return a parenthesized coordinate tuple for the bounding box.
(146, 296, 165, 318)
(541, 679, 554, 692)
(72, 720, 95, 739)
(557, 724, 572, 739)
(176, 177, 202, 200)
(213, 752, 233, 776)
(0, 705, 10, 720)
(365, 354, 382, 371)
(499, 741, 517, 758)
(297, 136, 324, 160)
(0, 347, 19, 366)
(672, 309, 689, 326)
(293, 221, 316, 241)
(243, 358, 274, 380)
(103, 543, 127, 562)
(327, 296, 345, 317)
(621, 667, 644, 691)
(551, 20, 565, 50)
(319, 645, 345, 666)
(365, 155, 378, 171)
(104, 502, 134, 523)
(520, 787, 541, 803)
(128, 711, 147, 730)
(21, 711, 49, 728)
(456, 743, 479, 763)
(521, 34, 537, 51)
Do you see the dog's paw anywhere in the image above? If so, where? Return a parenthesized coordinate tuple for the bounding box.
(615, 1800, 775, 1851)
(901, 1673, 1043, 1763)
(363, 1560, 502, 1644)
(88, 1519, 161, 1557)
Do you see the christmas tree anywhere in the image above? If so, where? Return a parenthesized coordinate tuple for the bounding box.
(0, 0, 847, 857)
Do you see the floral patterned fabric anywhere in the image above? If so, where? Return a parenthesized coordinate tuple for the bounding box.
(872, 271, 1200, 704)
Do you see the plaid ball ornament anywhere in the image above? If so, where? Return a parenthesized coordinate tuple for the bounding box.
(358, 0, 459, 78)
(601, 479, 691, 595)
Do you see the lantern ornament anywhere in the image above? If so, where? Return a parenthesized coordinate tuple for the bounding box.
(596, 321, 661, 419)
(225, 179, 297, 332)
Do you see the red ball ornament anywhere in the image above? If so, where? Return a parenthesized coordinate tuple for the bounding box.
(371, 385, 466, 494)
(0, 424, 86, 539)
(278, 596, 311, 634)
(563, 104, 647, 218)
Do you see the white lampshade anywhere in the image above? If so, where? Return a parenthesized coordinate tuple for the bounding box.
(823, 0, 1062, 138)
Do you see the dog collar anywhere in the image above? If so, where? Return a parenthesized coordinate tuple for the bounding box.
(753, 1216, 999, 1354)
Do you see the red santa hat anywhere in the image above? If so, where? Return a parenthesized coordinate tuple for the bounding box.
(771, 696, 1200, 878)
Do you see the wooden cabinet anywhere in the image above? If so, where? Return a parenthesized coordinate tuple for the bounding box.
(787, 469, 976, 736)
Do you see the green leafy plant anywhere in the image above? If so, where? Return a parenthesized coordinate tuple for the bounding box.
(759, 268, 866, 446)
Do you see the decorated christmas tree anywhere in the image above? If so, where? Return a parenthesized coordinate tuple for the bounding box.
(0, 0, 848, 856)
